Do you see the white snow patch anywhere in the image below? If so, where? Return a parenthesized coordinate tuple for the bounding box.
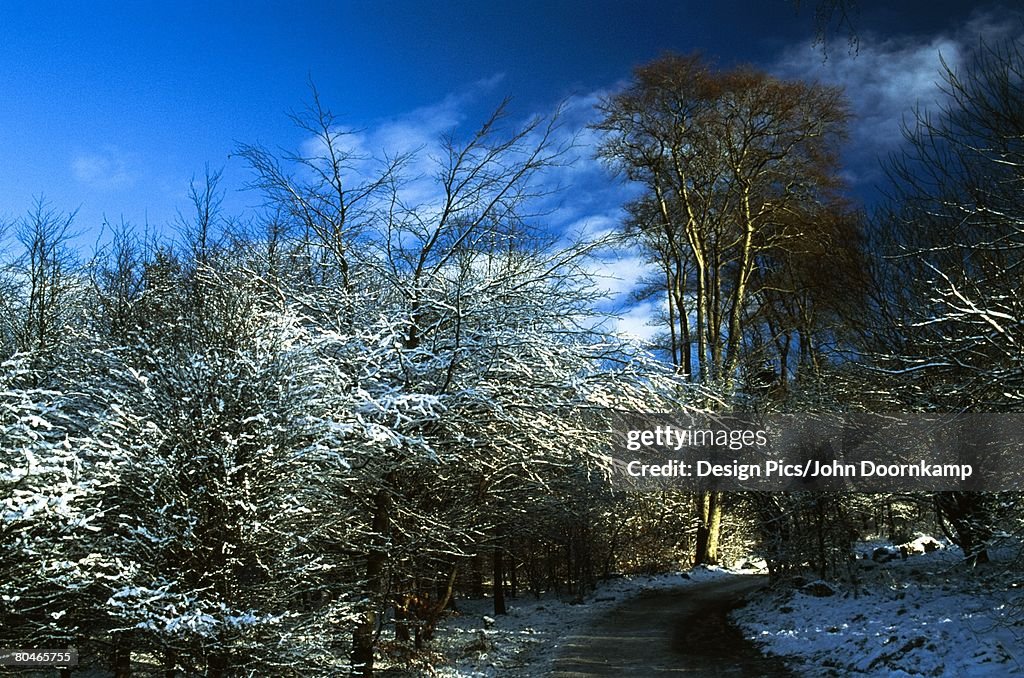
(733, 539, 1024, 676)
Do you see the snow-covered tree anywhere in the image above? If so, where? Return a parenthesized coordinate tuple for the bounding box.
(0, 336, 142, 662)
(870, 36, 1024, 564)
(0, 86, 715, 677)
(237, 89, 706, 675)
(878, 36, 1023, 411)
(1, 200, 81, 359)
(108, 326, 348, 672)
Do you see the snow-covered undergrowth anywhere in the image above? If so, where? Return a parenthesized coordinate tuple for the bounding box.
(733, 538, 1024, 676)
(379, 565, 743, 676)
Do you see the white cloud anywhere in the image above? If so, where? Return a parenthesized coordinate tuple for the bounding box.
(372, 87, 474, 157)
(773, 34, 960, 184)
(771, 7, 1024, 187)
(612, 300, 661, 344)
(563, 213, 619, 242)
(71, 146, 135, 190)
(586, 250, 653, 299)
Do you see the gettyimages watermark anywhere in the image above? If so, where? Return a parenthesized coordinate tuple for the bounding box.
(598, 413, 1024, 492)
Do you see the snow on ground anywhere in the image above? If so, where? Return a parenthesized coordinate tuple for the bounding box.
(733, 538, 1024, 677)
(380, 564, 747, 676)
(387, 539, 1024, 677)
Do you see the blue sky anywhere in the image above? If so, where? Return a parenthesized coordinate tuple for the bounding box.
(1, 1, 1020, 332)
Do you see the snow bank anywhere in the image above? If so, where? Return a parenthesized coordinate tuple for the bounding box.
(734, 539, 1024, 676)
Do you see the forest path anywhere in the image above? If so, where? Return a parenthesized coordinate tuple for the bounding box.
(549, 574, 794, 676)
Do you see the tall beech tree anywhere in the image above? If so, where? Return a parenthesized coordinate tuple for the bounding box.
(594, 53, 858, 564)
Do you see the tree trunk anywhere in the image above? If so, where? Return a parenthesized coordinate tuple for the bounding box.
(351, 485, 391, 677)
(816, 497, 827, 579)
(112, 638, 132, 678)
(706, 491, 723, 564)
(470, 552, 484, 597)
(694, 490, 723, 565)
(493, 545, 507, 615)
(675, 257, 692, 380)
(164, 648, 177, 678)
(420, 565, 458, 644)
(207, 653, 227, 678)
(666, 259, 679, 368)
(508, 541, 518, 599)
(935, 492, 991, 566)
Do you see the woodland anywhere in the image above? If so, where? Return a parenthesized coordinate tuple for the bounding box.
(1, 35, 1022, 677)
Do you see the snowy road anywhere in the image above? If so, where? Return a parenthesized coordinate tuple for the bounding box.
(549, 574, 793, 676)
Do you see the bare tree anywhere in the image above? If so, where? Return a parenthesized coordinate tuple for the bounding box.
(593, 53, 854, 564)
(872, 36, 1024, 564)
(0, 199, 80, 364)
(594, 53, 851, 387)
(236, 84, 404, 297)
(878, 36, 1023, 413)
(88, 220, 149, 343)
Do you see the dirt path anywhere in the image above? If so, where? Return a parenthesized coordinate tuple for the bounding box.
(549, 575, 794, 676)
